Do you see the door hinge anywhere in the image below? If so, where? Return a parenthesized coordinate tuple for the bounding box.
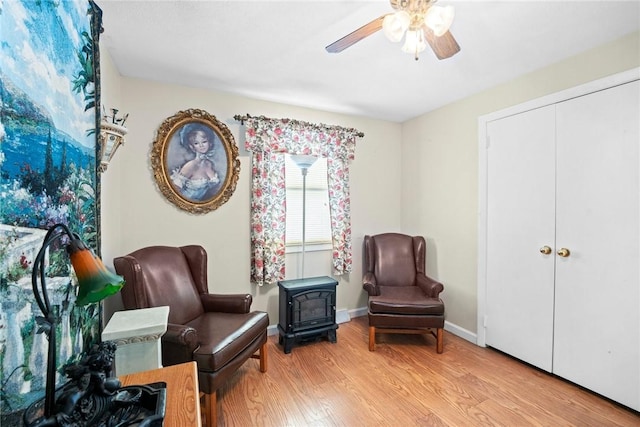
(483, 315, 488, 328)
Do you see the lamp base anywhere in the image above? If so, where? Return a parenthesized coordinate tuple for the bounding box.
(23, 342, 166, 427)
(23, 383, 166, 427)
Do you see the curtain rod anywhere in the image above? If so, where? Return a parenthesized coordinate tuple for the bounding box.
(233, 114, 364, 138)
(233, 114, 251, 124)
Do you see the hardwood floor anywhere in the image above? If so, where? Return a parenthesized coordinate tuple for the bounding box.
(217, 315, 639, 426)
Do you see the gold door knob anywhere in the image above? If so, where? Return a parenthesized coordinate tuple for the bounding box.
(539, 246, 552, 255)
(557, 248, 571, 257)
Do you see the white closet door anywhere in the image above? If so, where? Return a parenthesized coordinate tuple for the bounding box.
(485, 105, 557, 371)
(553, 81, 640, 410)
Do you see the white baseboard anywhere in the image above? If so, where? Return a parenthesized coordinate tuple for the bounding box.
(346, 306, 478, 344)
(266, 308, 357, 337)
(267, 307, 478, 345)
(348, 307, 368, 318)
(336, 309, 351, 324)
(444, 321, 477, 344)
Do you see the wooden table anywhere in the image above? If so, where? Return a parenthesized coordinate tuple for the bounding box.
(120, 361, 202, 427)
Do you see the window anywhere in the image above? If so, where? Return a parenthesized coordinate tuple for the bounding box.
(244, 115, 360, 284)
(285, 154, 331, 250)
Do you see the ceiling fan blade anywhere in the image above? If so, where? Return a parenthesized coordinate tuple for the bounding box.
(325, 15, 386, 53)
(423, 26, 461, 60)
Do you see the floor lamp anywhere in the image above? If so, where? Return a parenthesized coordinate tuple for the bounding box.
(290, 154, 317, 278)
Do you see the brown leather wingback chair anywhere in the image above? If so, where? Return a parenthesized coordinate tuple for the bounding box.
(113, 245, 269, 427)
(363, 233, 445, 353)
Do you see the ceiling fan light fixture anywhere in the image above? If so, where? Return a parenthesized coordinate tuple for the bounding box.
(382, 10, 410, 42)
(324, 0, 460, 60)
(401, 29, 427, 58)
(424, 5, 455, 37)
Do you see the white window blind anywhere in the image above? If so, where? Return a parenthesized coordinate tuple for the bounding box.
(285, 154, 331, 247)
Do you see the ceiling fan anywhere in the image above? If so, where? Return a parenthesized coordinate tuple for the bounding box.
(325, 0, 460, 61)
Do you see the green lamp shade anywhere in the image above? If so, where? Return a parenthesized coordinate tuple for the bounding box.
(70, 246, 124, 306)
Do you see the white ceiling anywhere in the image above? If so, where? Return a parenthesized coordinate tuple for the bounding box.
(96, 0, 640, 123)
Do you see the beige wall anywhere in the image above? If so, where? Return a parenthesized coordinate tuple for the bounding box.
(99, 57, 403, 325)
(99, 50, 125, 320)
(401, 31, 640, 335)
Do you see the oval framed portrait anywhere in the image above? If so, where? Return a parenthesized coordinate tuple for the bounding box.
(151, 109, 240, 214)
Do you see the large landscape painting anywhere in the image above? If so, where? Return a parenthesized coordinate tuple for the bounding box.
(0, 1, 102, 423)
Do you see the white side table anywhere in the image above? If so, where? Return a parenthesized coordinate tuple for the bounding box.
(102, 306, 170, 376)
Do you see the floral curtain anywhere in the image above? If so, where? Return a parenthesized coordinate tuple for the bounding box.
(242, 115, 361, 286)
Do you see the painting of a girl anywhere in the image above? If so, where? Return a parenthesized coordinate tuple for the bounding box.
(151, 109, 240, 214)
(170, 123, 222, 201)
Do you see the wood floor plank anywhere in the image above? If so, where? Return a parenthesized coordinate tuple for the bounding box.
(217, 316, 640, 426)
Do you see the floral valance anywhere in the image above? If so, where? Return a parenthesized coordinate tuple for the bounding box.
(239, 115, 362, 161)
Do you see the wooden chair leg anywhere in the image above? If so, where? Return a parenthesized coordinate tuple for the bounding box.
(203, 391, 216, 427)
(259, 341, 268, 372)
(436, 327, 444, 354)
(369, 326, 376, 351)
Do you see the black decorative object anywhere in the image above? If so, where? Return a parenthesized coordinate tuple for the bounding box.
(23, 342, 166, 426)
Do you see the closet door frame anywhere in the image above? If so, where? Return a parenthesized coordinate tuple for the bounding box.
(477, 67, 640, 347)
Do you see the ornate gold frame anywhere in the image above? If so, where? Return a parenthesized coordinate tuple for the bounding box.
(151, 109, 240, 214)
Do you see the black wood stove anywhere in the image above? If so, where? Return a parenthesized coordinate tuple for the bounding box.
(277, 276, 338, 354)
